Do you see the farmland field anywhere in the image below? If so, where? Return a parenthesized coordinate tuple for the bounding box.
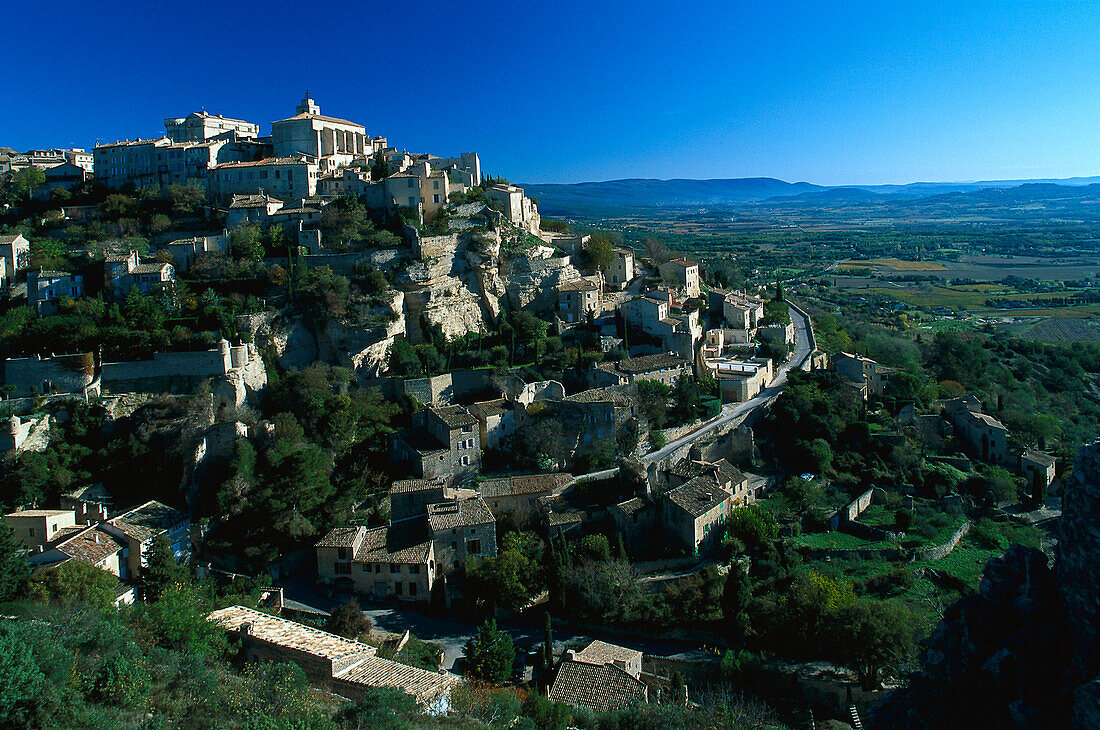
(998, 316, 1100, 341)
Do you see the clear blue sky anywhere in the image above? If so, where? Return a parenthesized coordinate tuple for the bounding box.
(4, 0, 1100, 185)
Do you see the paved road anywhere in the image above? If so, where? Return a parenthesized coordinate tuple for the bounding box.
(642, 304, 813, 464)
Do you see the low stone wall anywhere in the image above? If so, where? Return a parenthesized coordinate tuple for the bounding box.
(918, 521, 971, 561)
(799, 546, 905, 561)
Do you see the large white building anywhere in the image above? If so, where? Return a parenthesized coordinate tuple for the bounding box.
(272, 93, 379, 170)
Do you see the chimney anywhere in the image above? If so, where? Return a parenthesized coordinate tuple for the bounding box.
(612, 659, 626, 670)
(564, 650, 576, 661)
(239, 622, 252, 636)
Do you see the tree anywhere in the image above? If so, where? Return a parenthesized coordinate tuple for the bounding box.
(131, 581, 224, 656)
(582, 232, 616, 273)
(231, 224, 265, 261)
(324, 599, 373, 640)
(642, 236, 674, 265)
(0, 631, 47, 728)
(725, 506, 779, 550)
(464, 619, 515, 684)
(320, 194, 371, 248)
(468, 549, 539, 613)
(721, 565, 751, 644)
(168, 182, 205, 215)
(140, 532, 187, 601)
(827, 599, 916, 690)
(336, 686, 420, 728)
(0, 525, 29, 603)
(28, 560, 117, 611)
(541, 613, 555, 677)
(12, 166, 45, 203)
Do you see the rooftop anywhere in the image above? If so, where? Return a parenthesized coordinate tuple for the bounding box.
(353, 524, 434, 565)
(213, 156, 311, 169)
(665, 475, 729, 518)
(428, 405, 477, 429)
(479, 473, 573, 498)
(228, 193, 283, 209)
(558, 278, 600, 292)
(390, 478, 447, 495)
(107, 500, 187, 543)
(56, 527, 126, 565)
(665, 257, 698, 268)
(5, 509, 71, 518)
(427, 497, 495, 532)
(338, 654, 460, 706)
(597, 352, 690, 375)
(549, 660, 647, 712)
(612, 497, 649, 516)
(574, 639, 643, 669)
(316, 526, 363, 548)
(1022, 449, 1057, 468)
(273, 112, 366, 130)
(207, 605, 376, 664)
(468, 399, 509, 419)
(564, 387, 634, 406)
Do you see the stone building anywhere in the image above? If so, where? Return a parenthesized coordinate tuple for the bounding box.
(557, 276, 601, 324)
(210, 156, 319, 202)
(661, 475, 735, 556)
(392, 405, 481, 484)
(0, 233, 29, 280)
(591, 352, 692, 388)
(164, 111, 259, 143)
(485, 183, 540, 235)
(272, 93, 372, 169)
(226, 193, 285, 227)
(158, 233, 230, 272)
(620, 290, 701, 359)
(700, 355, 773, 403)
(834, 352, 893, 400)
(945, 396, 1009, 465)
(549, 640, 649, 712)
(1019, 448, 1057, 500)
(104, 251, 175, 296)
(468, 398, 517, 450)
(477, 473, 573, 527)
(550, 387, 636, 458)
(659, 258, 700, 298)
(100, 500, 190, 579)
(315, 523, 437, 605)
(608, 248, 635, 290)
(93, 138, 171, 190)
(207, 605, 460, 710)
(28, 269, 84, 314)
(427, 496, 497, 572)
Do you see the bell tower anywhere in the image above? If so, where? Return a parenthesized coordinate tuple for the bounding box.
(296, 91, 320, 116)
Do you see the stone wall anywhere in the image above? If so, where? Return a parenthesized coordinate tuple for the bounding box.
(4, 353, 95, 396)
(917, 521, 971, 561)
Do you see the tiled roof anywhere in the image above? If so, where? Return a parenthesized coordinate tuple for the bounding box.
(602, 352, 690, 374)
(273, 112, 365, 129)
(56, 528, 125, 565)
(390, 478, 446, 495)
(0, 234, 26, 245)
(479, 473, 573, 499)
(429, 405, 477, 429)
(316, 526, 363, 548)
(94, 138, 169, 149)
(395, 427, 447, 456)
(665, 476, 729, 518)
(665, 257, 698, 268)
(338, 654, 460, 706)
(574, 639, 642, 669)
(539, 496, 585, 527)
(558, 278, 600, 292)
(131, 263, 171, 275)
(108, 500, 186, 543)
(353, 524, 433, 565)
(5, 509, 71, 518)
(229, 193, 282, 209)
(613, 497, 648, 516)
(469, 399, 509, 418)
(208, 605, 376, 664)
(427, 498, 494, 532)
(1022, 449, 1056, 468)
(213, 156, 310, 169)
(564, 387, 634, 406)
(549, 660, 647, 712)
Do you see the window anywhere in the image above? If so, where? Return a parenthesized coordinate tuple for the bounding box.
(275, 170, 281, 179)
(395, 582, 403, 595)
(461, 455, 470, 466)
(334, 562, 351, 575)
(462, 425, 472, 433)
(451, 542, 457, 551)
(51, 524, 58, 533)
(337, 547, 348, 560)
(390, 564, 400, 573)
(408, 179, 415, 188)
(375, 564, 382, 574)
(27, 528, 35, 537)
(408, 583, 417, 596)
(458, 441, 465, 451)
(469, 539, 481, 555)
(433, 194, 440, 203)
(409, 565, 420, 574)
(467, 438, 474, 449)
(433, 180, 440, 190)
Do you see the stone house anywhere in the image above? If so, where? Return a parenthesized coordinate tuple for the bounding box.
(468, 398, 517, 450)
(93, 137, 172, 190)
(164, 111, 259, 143)
(226, 193, 284, 227)
(28, 269, 84, 314)
(610, 496, 658, 554)
(666, 458, 752, 505)
(39, 161, 90, 197)
(661, 475, 735, 556)
(1019, 448, 1057, 500)
(709, 290, 765, 333)
(207, 605, 460, 711)
(620, 291, 701, 359)
(315, 523, 437, 605)
(557, 276, 602, 324)
(104, 251, 175, 296)
(0, 233, 28, 280)
(159, 233, 229, 272)
(210, 156, 319, 203)
(478, 473, 574, 527)
(552, 387, 636, 454)
(700, 355, 773, 403)
(550, 640, 648, 712)
(100, 500, 190, 580)
(834, 352, 893, 399)
(485, 183, 540, 235)
(591, 352, 692, 388)
(658, 258, 700, 298)
(392, 405, 481, 484)
(4, 509, 79, 552)
(389, 478, 449, 522)
(0, 413, 50, 455)
(427, 496, 497, 572)
(608, 248, 635, 290)
(944, 396, 1009, 465)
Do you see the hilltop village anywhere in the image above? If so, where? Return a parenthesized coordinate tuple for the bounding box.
(0, 97, 1082, 729)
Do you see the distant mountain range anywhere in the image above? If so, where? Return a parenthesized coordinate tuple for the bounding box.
(518, 175, 1100, 216)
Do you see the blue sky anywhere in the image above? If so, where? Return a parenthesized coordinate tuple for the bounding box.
(3, 0, 1099, 185)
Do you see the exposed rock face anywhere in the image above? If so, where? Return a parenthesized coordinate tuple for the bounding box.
(873, 440, 1100, 729)
(503, 254, 581, 312)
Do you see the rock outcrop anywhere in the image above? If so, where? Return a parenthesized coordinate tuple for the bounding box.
(873, 440, 1100, 729)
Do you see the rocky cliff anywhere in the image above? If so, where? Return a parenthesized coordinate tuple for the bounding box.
(873, 440, 1100, 729)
